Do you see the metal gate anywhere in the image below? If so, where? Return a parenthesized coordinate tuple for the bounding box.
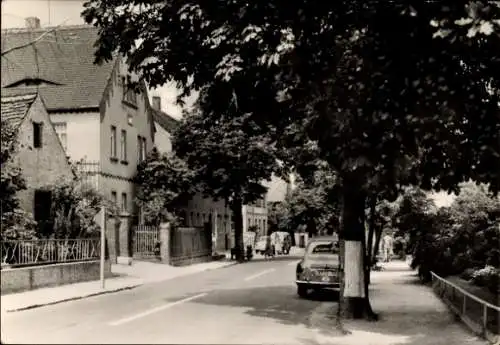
(133, 225, 160, 260)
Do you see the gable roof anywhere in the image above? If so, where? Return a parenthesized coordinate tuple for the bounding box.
(152, 108, 180, 133)
(1, 93, 38, 128)
(1, 25, 116, 111)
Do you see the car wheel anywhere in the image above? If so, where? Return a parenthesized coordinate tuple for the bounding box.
(297, 285, 308, 298)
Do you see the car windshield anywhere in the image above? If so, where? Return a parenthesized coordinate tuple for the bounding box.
(307, 241, 339, 255)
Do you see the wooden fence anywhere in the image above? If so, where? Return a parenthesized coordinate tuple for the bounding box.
(170, 225, 212, 266)
(431, 272, 499, 342)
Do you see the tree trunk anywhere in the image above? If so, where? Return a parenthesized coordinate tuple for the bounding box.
(339, 186, 374, 319)
(230, 197, 245, 262)
(307, 218, 317, 238)
(373, 225, 383, 263)
(362, 204, 378, 321)
(366, 196, 377, 285)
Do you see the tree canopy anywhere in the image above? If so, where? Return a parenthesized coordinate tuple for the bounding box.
(395, 183, 500, 283)
(83, 1, 500, 197)
(135, 147, 196, 225)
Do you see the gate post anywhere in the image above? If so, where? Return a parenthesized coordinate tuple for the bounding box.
(160, 222, 171, 264)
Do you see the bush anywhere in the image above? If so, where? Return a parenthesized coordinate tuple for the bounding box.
(1, 208, 37, 241)
(41, 180, 119, 239)
(460, 268, 476, 281)
(471, 266, 500, 294)
(451, 253, 472, 275)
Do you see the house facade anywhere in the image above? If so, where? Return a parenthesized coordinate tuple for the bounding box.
(0, 93, 74, 222)
(1, 21, 155, 217)
(242, 198, 268, 238)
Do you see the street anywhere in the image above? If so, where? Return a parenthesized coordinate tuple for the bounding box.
(1, 255, 336, 344)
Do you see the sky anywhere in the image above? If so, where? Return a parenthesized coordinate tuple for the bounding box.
(0, 0, 457, 207)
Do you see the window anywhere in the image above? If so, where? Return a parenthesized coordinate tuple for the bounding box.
(138, 135, 147, 162)
(53, 122, 67, 151)
(120, 129, 127, 161)
(33, 122, 43, 148)
(123, 78, 138, 105)
(111, 191, 117, 205)
(308, 241, 339, 255)
(110, 126, 117, 158)
(121, 192, 128, 212)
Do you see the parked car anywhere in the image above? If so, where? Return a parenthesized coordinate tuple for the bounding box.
(295, 236, 340, 298)
(270, 231, 292, 255)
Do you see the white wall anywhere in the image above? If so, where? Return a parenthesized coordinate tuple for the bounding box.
(154, 123, 173, 154)
(49, 112, 100, 162)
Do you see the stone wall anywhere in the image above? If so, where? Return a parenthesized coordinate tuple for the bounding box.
(1, 260, 112, 295)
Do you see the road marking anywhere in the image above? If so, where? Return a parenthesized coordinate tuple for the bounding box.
(244, 268, 276, 281)
(108, 293, 207, 326)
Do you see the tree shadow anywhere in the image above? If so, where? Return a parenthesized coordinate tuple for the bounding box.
(183, 282, 485, 345)
(188, 285, 338, 328)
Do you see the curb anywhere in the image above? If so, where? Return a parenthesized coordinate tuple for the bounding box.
(4, 284, 143, 313)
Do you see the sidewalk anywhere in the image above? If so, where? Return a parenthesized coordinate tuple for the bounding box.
(310, 261, 490, 345)
(1, 259, 236, 313)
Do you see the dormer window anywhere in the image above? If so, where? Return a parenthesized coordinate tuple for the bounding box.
(122, 77, 138, 106)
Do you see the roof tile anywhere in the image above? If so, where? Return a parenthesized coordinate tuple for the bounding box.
(1, 25, 116, 111)
(1, 93, 37, 128)
(152, 109, 180, 133)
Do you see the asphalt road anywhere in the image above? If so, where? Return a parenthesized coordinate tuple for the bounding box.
(1, 255, 338, 344)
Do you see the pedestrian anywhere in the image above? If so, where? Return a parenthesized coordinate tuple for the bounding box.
(264, 236, 274, 260)
(382, 233, 393, 262)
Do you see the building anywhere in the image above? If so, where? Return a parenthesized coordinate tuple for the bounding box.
(0, 93, 74, 223)
(242, 197, 268, 237)
(1, 19, 156, 217)
(151, 97, 233, 252)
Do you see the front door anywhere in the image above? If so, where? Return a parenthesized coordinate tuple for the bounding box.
(34, 189, 52, 237)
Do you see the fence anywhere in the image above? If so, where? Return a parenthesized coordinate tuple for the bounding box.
(170, 226, 212, 266)
(1, 238, 101, 267)
(431, 272, 499, 340)
(133, 225, 160, 260)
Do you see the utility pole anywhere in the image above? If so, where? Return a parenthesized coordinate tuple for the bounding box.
(100, 206, 106, 289)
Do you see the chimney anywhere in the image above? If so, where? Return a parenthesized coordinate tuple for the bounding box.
(152, 96, 161, 111)
(25, 17, 41, 30)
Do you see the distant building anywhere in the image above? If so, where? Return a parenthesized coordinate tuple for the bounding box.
(242, 197, 268, 237)
(1, 93, 74, 224)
